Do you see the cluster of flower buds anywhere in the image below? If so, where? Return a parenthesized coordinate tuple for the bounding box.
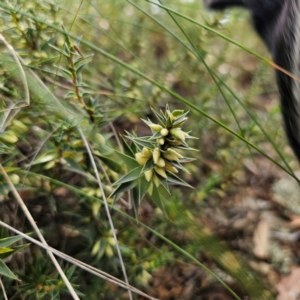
(135, 146, 183, 181)
(112, 106, 197, 209)
(132, 106, 197, 187)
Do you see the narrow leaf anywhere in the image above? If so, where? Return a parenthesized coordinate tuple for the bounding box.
(115, 150, 139, 169)
(120, 135, 135, 158)
(172, 111, 190, 125)
(0, 248, 13, 254)
(141, 159, 155, 173)
(131, 138, 155, 150)
(110, 180, 137, 198)
(0, 235, 24, 248)
(156, 175, 170, 193)
(0, 259, 17, 279)
(151, 107, 166, 125)
(139, 177, 151, 201)
(148, 131, 163, 140)
(98, 156, 122, 173)
(112, 167, 143, 186)
(49, 44, 69, 57)
(0, 244, 30, 260)
(132, 186, 140, 218)
(140, 118, 153, 126)
(166, 172, 193, 188)
(150, 185, 167, 216)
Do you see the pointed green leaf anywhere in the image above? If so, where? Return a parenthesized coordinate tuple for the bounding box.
(76, 61, 90, 74)
(172, 111, 190, 126)
(150, 185, 167, 216)
(155, 175, 170, 194)
(151, 107, 166, 125)
(131, 138, 155, 150)
(178, 157, 196, 163)
(74, 55, 93, 68)
(141, 159, 155, 173)
(140, 118, 153, 126)
(64, 157, 85, 173)
(166, 172, 193, 188)
(148, 131, 163, 140)
(110, 180, 137, 198)
(139, 177, 151, 201)
(66, 265, 77, 279)
(157, 184, 172, 199)
(57, 66, 73, 79)
(32, 151, 57, 165)
(120, 135, 135, 158)
(172, 110, 185, 117)
(174, 145, 199, 151)
(0, 247, 13, 255)
(49, 44, 69, 57)
(169, 160, 190, 173)
(112, 167, 143, 187)
(115, 150, 139, 169)
(97, 156, 122, 173)
(0, 244, 30, 260)
(165, 116, 172, 127)
(132, 186, 140, 218)
(0, 235, 24, 248)
(64, 91, 77, 99)
(0, 259, 17, 279)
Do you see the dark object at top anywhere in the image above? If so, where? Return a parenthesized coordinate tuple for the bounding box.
(204, 0, 300, 162)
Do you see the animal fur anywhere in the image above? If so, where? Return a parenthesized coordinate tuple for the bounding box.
(204, 0, 300, 161)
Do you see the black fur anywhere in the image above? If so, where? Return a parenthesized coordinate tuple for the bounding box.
(204, 0, 300, 161)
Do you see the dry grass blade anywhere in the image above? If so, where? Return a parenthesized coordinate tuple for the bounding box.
(78, 128, 133, 300)
(0, 277, 8, 300)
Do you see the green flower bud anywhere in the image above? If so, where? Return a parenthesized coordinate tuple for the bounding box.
(157, 138, 165, 145)
(152, 148, 161, 164)
(107, 237, 116, 246)
(144, 170, 153, 182)
(160, 128, 169, 137)
(92, 201, 101, 217)
(95, 133, 106, 145)
(170, 128, 186, 141)
(153, 174, 160, 187)
(154, 166, 167, 178)
(166, 110, 174, 120)
(165, 163, 178, 173)
(172, 110, 184, 117)
(149, 123, 163, 131)
(162, 149, 183, 161)
(9, 174, 20, 184)
(156, 157, 166, 168)
(168, 139, 183, 146)
(12, 120, 28, 133)
(105, 245, 114, 257)
(142, 147, 152, 158)
(92, 240, 101, 256)
(135, 152, 149, 166)
(0, 132, 18, 144)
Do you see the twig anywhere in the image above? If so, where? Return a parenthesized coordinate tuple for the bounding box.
(0, 277, 8, 300)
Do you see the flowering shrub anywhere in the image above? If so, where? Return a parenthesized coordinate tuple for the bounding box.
(111, 106, 197, 215)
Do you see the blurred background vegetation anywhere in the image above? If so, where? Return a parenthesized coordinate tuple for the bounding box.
(0, 0, 298, 299)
